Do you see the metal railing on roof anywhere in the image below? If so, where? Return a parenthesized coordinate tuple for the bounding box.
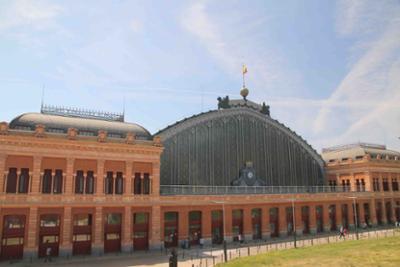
(41, 104, 124, 122)
(160, 185, 368, 195)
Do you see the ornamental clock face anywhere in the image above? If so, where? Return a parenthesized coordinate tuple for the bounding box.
(247, 171, 254, 179)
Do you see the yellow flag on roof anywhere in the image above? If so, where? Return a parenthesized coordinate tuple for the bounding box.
(242, 64, 248, 75)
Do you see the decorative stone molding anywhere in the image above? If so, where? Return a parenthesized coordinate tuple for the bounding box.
(35, 124, 46, 138)
(153, 135, 162, 147)
(0, 122, 9, 135)
(126, 132, 135, 144)
(97, 130, 107, 142)
(67, 128, 78, 140)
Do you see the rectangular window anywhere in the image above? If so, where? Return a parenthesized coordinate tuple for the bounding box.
(6, 168, 17, 193)
(211, 210, 222, 221)
(42, 169, 52, 194)
(73, 214, 92, 226)
(53, 169, 63, 194)
(85, 171, 94, 194)
(42, 235, 59, 243)
(115, 172, 123, 194)
(73, 234, 91, 241)
(105, 171, 113, 194)
(106, 213, 121, 225)
(4, 215, 25, 229)
(2, 237, 24, 246)
(18, 168, 30, 193)
(392, 178, 399, 191)
(134, 173, 141, 194)
(134, 213, 149, 224)
(40, 215, 60, 227)
(75, 170, 84, 194)
(383, 178, 389, 191)
(143, 173, 150, 194)
(106, 233, 120, 240)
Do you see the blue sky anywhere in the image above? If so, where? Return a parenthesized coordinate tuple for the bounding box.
(1, 0, 399, 152)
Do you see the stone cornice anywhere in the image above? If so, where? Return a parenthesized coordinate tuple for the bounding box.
(2, 191, 397, 206)
(0, 135, 163, 158)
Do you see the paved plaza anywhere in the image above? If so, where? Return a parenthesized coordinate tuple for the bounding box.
(1, 228, 397, 267)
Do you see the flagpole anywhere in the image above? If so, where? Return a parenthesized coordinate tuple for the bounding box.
(242, 64, 245, 88)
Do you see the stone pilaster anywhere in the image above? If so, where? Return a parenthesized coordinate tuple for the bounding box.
(261, 206, 270, 239)
(60, 206, 72, 256)
(122, 206, 132, 252)
(391, 198, 397, 223)
(295, 205, 303, 235)
(348, 201, 355, 229)
(0, 153, 6, 192)
(151, 162, 160, 196)
(336, 203, 342, 228)
(309, 205, 317, 234)
(243, 207, 252, 240)
(359, 201, 365, 224)
(379, 173, 384, 192)
(224, 205, 233, 241)
(178, 208, 188, 241)
(31, 156, 42, 193)
(149, 205, 161, 250)
(323, 203, 330, 232)
(65, 158, 74, 194)
(278, 205, 287, 237)
(125, 161, 132, 195)
(201, 208, 212, 245)
(93, 206, 103, 255)
(96, 160, 105, 195)
(25, 207, 38, 259)
(369, 199, 377, 226)
(381, 199, 387, 224)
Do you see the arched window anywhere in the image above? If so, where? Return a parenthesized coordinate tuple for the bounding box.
(75, 170, 84, 194)
(53, 169, 63, 194)
(115, 172, 123, 194)
(18, 168, 29, 193)
(143, 173, 150, 194)
(6, 168, 17, 193)
(42, 169, 52, 194)
(85, 171, 94, 194)
(134, 173, 141, 194)
(105, 171, 113, 194)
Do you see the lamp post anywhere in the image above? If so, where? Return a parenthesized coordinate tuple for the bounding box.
(290, 198, 297, 248)
(347, 196, 359, 240)
(213, 201, 227, 262)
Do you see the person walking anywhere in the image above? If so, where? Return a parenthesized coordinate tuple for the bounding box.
(44, 240, 52, 262)
(339, 225, 345, 239)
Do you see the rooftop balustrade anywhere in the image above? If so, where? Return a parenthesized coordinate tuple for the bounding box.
(160, 185, 369, 195)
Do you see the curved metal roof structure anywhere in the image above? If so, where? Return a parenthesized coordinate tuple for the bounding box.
(157, 100, 325, 187)
(9, 112, 151, 139)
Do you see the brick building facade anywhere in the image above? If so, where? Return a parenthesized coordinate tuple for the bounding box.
(0, 104, 399, 261)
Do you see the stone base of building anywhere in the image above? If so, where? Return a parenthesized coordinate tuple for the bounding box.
(244, 234, 252, 241)
(91, 245, 104, 256)
(122, 244, 132, 253)
(59, 247, 72, 258)
(23, 249, 37, 260)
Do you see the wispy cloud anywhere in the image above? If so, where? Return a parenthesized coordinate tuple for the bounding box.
(0, 0, 66, 47)
(180, 1, 300, 99)
(313, 0, 400, 150)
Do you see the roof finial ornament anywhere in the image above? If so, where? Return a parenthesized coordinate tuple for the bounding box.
(240, 64, 249, 101)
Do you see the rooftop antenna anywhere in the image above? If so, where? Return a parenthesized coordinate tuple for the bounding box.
(40, 84, 45, 112)
(122, 95, 126, 122)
